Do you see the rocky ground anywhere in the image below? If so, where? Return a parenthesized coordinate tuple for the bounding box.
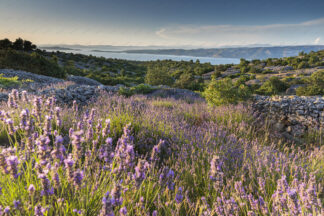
(0, 69, 203, 105)
(252, 95, 324, 139)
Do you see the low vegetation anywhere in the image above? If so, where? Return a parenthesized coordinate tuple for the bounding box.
(0, 38, 324, 106)
(296, 70, 324, 96)
(0, 49, 65, 78)
(0, 90, 322, 215)
(0, 74, 33, 88)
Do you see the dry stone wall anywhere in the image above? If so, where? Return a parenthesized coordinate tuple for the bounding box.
(252, 95, 324, 136)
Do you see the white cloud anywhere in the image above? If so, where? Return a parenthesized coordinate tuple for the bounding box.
(155, 18, 324, 47)
(314, 37, 321, 44)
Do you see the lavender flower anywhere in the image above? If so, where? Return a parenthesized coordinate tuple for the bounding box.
(38, 173, 53, 196)
(99, 192, 114, 216)
(34, 204, 45, 216)
(71, 130, 84, 161)
(54, 107, 62, 127)
(209, 155, 224, 191)
(120, 206, 127, 216)
(73, 100, 78, 112)
(102, 119, 111, 138)
(4, 206, 10, 215)
(111, 182, 123, 206)
(73, 169, 84, 188)
(175, 187, 183, 204)
(6, 155, 19, 179)
(43, 115, 52, 135)
(13, 200, 20, 209)
(64, 157, 75, 183)
(159, 167, 175, 191)
(21, 90, 28, 102)
(28, 184, 36, 195)
(134, 159, 150, 187)
(5, 119, 16, 135)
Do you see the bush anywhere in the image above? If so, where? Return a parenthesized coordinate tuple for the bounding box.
(118, 84, 155, 97)
(296, 70, 324, 96)
(0, 74, 33, 88)
(203, 78, 252, 106)
(145, 67, 174, 86)
(0, 50, 65, 78)
(256, 77, 288, 95)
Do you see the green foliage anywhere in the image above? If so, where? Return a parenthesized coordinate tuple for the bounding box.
(174, 72, 203, 91)
(0, 38, 36, 51)
(248, 66, 262, 74)
(0, 74, 33, 87)
(296, 70, 324, 96)
(234, 75, 250, 86)
(0, 49, 65, 78)
(145, 66, 174, 86)
(211, 71, 222, 79)
(0, 38, 12, 49)
(297, 61, 309, 69)
(262, 69, 273, 74)
(118, 84, 155, 97)
(256, 77, 288, 95)
(12, 38, 24, 50)
(203, 78, 252, 106)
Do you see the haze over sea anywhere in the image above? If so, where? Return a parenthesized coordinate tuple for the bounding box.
(43, 47, 240, 65)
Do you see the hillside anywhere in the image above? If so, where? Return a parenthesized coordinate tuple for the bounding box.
(0, 39, 323, 215)
(125, 45, 324, 59)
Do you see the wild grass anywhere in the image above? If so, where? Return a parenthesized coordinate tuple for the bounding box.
(0, 90, 322, 215)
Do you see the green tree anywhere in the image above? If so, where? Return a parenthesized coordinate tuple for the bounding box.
(256, 77, 288, 95)
(297, 62, 308, 69)
(0, 38, 12, 49)
(203, 78, 252, 106)
(23, 40, 36, 51)
(12, 38, 24, 50)
(145, 67, 174, 86)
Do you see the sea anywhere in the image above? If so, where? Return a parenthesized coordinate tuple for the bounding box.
(43, 47, 240, 65)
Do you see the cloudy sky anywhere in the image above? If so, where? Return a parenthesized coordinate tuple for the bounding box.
(0, 0, 323, 47)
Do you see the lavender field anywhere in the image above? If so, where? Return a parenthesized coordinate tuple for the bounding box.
(0, 90, 323, 215)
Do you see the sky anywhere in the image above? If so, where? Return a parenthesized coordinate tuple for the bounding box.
(0, 0, 323, 48)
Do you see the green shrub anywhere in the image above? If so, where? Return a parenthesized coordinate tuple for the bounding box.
(131, 83, 155, 94)
(0, 74, 33, 87)
(0, 50, 65, 78)
(296, 70, 324, 96)
(145, 66, 174, 86)
(262, 69, 273, 74)
(118, 84, 155, 97)
(203, 78, 252, 106)
(256, 77, 288, 95)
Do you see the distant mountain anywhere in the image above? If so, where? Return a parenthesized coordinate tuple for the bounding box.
(39, 46, 77, 51)
(124, 45, 324, 60)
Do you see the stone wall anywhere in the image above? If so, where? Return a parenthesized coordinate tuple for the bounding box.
(252, 95, 324, 136)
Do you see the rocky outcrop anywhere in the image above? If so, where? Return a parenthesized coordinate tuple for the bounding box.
(66, 75, 102, 86)
(253, 95, 324, 137)
(38, 85, 115, 105)
(0, 69, 120, 105)
(147, 87, 203, 102)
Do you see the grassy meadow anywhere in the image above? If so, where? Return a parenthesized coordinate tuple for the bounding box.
(0, 90, 322, 215)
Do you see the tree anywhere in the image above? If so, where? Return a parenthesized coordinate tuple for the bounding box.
(23, 40, 36, 51)
(297, 62, 308, 69)
(203, 78, 252, 106)
(0, 38, 12, 49)
(174, 72, 195, 89)
(145, 67, 174, 86)
(12, 38, 24, 50)
(120, 68, 125, 77)
(256, 77, 288, 95)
